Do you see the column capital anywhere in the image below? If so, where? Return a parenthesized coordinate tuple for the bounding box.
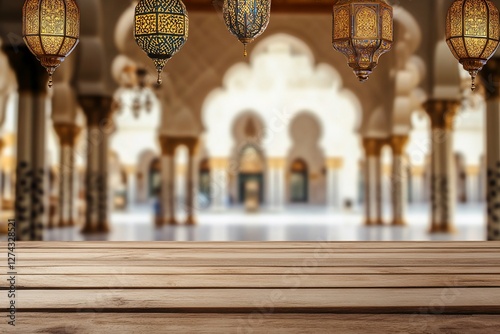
(326, 157, 343, 169)
(78, 95, 114, 127)
(480, 57, 500, 100)
(362, 138, 386, 157)
(466, 165, 480, 176)
(3, 45, 48, 94)
(423, 99, 460, 130)
(210, 157, 229, 169)
(390, 135, 409, 156)
(268, 157, 286, 169)
(159, 135, 200, 156)
(411, 166, 424, 177)
(53, 123, 81, 146)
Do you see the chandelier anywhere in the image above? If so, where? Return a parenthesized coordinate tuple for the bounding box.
(332, 0, 393, 82)
(223, 0, 271, 57)
(446, 0, 500, 91)
(134, 0, 189, 85)
(22, 0, 80, 88)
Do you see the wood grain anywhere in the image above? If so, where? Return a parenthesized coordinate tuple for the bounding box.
(5, 241, 500, 333)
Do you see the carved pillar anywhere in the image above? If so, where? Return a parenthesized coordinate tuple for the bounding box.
(411, 166, 425, 203)
(268, 158, 285, 210)
(185, 138, 199, 225)
(79, 96, 114, 233)
(363, 138, 385, 225)
(54, 123, 80, 227)
(424, 99, 459, 233)
(481, 58, 500, 240)
(159, 136, 176, 225)
(326, 158, 343, 209)
(5, 46, 49, 241)
(211, 158, 229, 211)
(390, 135, 409, 226)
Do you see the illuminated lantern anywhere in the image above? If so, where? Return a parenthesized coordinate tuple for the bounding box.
(332, 0, 393, 82)
(22, 0, 80, 88)
(223, 0, 271, 57)
(446, 0, 500, 90)
(134, 0, 189, 85)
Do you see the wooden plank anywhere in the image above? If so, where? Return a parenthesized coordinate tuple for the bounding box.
(9, 250, 500, 261)
(14, 313, 500, 334)
(15, 241, 500, 249)
(5, 288, 500, 313)
(9, 247, 500, 253)
(11, 274, 500, 289)
(4, 257, 500, 267)
(11, 265, 500, 275)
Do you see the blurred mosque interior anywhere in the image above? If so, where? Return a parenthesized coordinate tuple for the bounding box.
(0, 0, 498, 241)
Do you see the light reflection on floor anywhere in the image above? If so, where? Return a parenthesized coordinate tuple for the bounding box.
(40, 204, 487, 242)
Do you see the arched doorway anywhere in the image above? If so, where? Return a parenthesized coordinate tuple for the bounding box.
(148, 158, 161, 197)
(238, 145, 265, 205)
(290, 159, 308, 203)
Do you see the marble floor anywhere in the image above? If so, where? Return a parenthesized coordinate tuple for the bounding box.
(37, 203, 487, 242)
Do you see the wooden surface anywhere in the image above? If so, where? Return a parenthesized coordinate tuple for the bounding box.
(2, 242, 500, 333)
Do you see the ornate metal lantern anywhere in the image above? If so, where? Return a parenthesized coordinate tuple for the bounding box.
(134, 0, 189, 85)
(332, 0, 393, 82)
(223, 0, 271, 57)
(22, 0, 80, 88)
(446, 0, 500, 91)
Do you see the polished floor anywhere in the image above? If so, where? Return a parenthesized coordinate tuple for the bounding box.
(37, 203, 487, 242)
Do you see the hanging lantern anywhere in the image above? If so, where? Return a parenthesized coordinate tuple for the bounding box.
(134, 0, 189, 85)
(446, 0, 500, 91)
(22, 0, 80, 88)
(332, 0, 393, 82)
(223, 0, 271, 57)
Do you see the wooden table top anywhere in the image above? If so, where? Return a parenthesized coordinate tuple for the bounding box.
(2, 241, 500, 333)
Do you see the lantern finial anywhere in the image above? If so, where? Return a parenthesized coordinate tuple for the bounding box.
(223, 0, 271, 58)
(446, 0, 500, 91)
(332, 0, 393, 82)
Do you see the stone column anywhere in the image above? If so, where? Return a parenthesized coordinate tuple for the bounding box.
(363, 138, 385, 225)
(0, 137, 3, 214)
(268, 158, 285, 210)
(5, 46, 49, 241)
(211, 158, 228, 211)
(54, 123, 81, 227)
(466, 166, 479, 203)
(326, 158, 343, 209)
(159, 136, 176, 225)
(185, 138, 199, 225)
(390, 135, 409, 226)
(410, 166, 424, 203)
(481, 58, 500, 240)
(424, 99, 459, 233)
(79, 96, 114, 233)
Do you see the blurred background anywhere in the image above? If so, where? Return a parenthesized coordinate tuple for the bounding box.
(0, 0, 492, 241)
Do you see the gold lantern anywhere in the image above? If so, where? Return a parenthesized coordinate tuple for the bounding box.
(223, 0, 271, 57)
(332, 0, 393, 82)
(134, 0, 189, 85)
(22, 0, 80, 88)
(446, 0, 500, 91)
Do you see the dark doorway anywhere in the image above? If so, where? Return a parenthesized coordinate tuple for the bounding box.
(238, 173, 264, 204)
(290, 159, 308, 203)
